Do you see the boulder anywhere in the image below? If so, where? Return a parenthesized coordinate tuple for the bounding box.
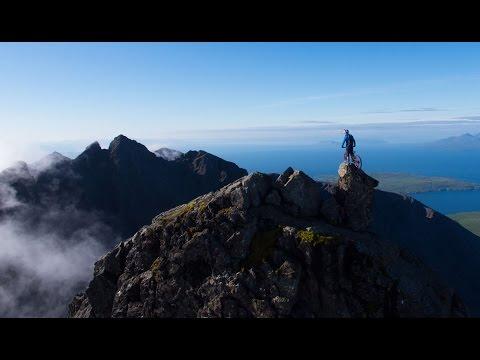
(277, 170, 323, 217)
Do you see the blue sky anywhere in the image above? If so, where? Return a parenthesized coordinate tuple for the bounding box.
(1, 42, 480, 162)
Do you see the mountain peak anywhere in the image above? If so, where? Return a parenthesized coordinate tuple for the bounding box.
(29, 152, 71, 174)
(44, 151, 70, 162)
(181, 150, 247, 182)
(111, 134, 130, 143)
(109, 135, 136, 150)
(108, 135, 154, 161)
(76, 142, 103, 161)
(85, 141, 102, 152)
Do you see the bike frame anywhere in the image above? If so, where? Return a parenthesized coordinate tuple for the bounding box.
(343, 148, 356, 164)
(342, 147, 362, 169)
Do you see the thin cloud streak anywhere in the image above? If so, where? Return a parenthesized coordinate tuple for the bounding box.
(254, 73, 480, 110)
(199, 119, 480, 134)
(452, 115, 480, 121)
(255, 89, 382, 109)
(365, 107, 446, 114)
(296, 120, 333, 124)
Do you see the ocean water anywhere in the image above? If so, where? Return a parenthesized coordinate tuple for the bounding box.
(211, 145, 480, 181)
(208, 144, 480, 215)
(412, 190, 480, 215)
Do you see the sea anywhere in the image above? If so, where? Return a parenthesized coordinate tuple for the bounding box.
(207, 144, 480, 215)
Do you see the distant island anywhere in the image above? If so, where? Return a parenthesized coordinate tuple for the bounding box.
(316, 172, 480, 194)
(428, 133, 480, 149)
(450, 212, 480, 237)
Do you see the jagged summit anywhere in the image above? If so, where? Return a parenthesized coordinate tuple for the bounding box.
(47, 151, 70, 160)
(80, 135, 151, 159)
(111, 134, 130, 143)
(70, 166, 466, 318)
(30, 152, 71, 173)
(181, 150, 242, 182)
(108, 135, 155, 160)
(109, 134, 140, 151)
(85, 141, 102, 153)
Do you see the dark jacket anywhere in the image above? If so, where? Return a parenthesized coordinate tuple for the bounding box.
(342, 134, 356, 148)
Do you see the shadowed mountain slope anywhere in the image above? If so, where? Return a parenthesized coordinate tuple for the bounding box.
(370, 190, 480, 315)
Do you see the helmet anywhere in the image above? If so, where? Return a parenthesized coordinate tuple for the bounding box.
(344, 129, 349, 134)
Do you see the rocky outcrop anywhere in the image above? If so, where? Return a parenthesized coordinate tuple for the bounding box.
(336, 163, 379, 231)
(70, 168, 466, 318)
(278, 169, 323, 217)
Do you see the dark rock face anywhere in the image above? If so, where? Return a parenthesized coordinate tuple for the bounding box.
(70, 169, 466, 318)
(371, 190, 480, 315)
(322, 166, 480, 314)
(278, 170, 323, 217)
(0, 135, 247, 241)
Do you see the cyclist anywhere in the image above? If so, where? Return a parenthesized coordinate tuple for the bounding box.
(341, 129, 356, 164)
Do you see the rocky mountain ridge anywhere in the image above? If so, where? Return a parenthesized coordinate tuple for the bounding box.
(70, 164, 466, 318)
(0, 135, 247, 241)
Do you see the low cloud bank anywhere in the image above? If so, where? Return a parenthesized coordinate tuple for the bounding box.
(0, 168, 117, 317)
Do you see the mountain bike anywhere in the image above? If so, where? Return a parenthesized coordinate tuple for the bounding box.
(343, 149, 362, 169)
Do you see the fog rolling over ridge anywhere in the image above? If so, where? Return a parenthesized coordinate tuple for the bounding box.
(0, 135, 247, 317)
(0, 167, 114, 317)
(0, 214, 109, 317)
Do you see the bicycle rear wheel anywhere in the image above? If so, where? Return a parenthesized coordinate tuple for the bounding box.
(353, 154, 362, 169)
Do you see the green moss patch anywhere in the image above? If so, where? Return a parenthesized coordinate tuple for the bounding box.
(198, 201, 208, 213)
(150, 257, 162, 281)
(161, 199, 207, 222)
(243, 227, 283, 268)
(162, 202, 194, 221)
(216, 206, 233, 218)
(297, 229, 340, 246)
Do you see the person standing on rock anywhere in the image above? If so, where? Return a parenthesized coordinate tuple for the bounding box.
(341, 129, 356, 164)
